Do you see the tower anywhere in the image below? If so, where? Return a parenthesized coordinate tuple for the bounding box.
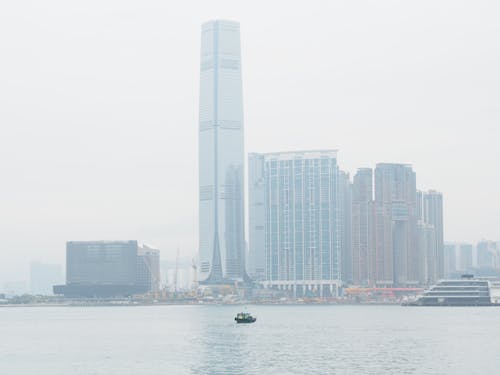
(198, 20, 245, 282)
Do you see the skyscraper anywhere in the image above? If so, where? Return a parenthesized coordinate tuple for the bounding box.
(339, 171, 353, 285)
(198, 20, 245, 282)
(248, 150, 342, 297)
(247, 153, 266, 280)
(374, 163, 418, 286)
(351, 168, 376, 286)
(423, 190, 444, 279)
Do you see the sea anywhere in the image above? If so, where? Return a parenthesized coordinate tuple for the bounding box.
(1, 304, 499, 375)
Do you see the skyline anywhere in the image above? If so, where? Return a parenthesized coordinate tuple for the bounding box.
(1, 1, 500, 284)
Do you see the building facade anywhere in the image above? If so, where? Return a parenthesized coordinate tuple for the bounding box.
(351, 168, 376, 286)
(136, 245, 160, 293)
(247, 153, 266, 280)
(459, 243, 474, 272)
(339, 171, 352, 285)
(198, 20, 246, 283)
(374, 163, 418, 286)
(248, 150, 342, 297)
(54, 241, 160, 297)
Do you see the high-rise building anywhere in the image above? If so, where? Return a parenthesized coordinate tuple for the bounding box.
(30, 262, 63, 295)
(459, 243, 473, 272)
(416, 222, 437, 285)
(248, 150, 342, 297)
(339, 171, 352, 285)
(136, 245, 160, 293)
(54, 241, 160, 297)
(443, 243, 458, 277)
(374, 163, 418, 286)
(351, 168, 376, 286)
(198, 20, 245, 283)
(477, 240, 496, 269)
(247, 153, 266, 280)
(423, 190, 444, 279)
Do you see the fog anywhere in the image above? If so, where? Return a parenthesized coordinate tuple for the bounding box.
(1, 0, 499, 283)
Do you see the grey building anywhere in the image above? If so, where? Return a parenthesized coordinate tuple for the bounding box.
(351, 168, 376, 286)
(423, 190, 444, 279)
(374, 163, 418, 286)
(339, 171, 352, 285)
(248, 150, 342, 297)
(443, 243, 458, 277)
(248, 153, 266, 280)
(459, 243, 474, 272)
(477, 240, 497, 269)
(136, 245, 160, 293)
(54, 241, 159, 297)
(198, 20, 246, 283)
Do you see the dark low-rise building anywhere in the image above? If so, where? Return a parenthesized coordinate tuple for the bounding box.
(54, 241, 160, 298)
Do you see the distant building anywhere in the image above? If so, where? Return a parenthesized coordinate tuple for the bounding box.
(248, 150, 342, 297)
(54, 241, 160, 297)
(477, 240, 496, 269)
(415, 190, 444, 284)
(423, 191, 444, 279)
(443, 243, 458, 278)
(458, 243, 473, 272)
(198, 20, 246, 283)
(351, 168, 376, 286)
(374, 163, 418, 286)
(247, 153, 266, 280)
(136, 245, 160, 293)
(339, 171, 352, 285)
(30, 262, 63, 295)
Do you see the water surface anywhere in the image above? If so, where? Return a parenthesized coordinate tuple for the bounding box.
(1, 305, 499, 374)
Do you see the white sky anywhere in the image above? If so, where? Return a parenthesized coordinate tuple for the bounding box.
(1, 0, 499, 283)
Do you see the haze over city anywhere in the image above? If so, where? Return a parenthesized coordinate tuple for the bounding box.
(1, 0, 499, 284)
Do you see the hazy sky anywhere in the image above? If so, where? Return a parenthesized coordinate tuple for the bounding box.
(1, 0, 499, 283)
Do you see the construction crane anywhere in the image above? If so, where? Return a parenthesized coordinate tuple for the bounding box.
(174, 246, 180, 295)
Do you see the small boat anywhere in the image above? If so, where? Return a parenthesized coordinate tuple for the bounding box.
(234, 312, 256, 323)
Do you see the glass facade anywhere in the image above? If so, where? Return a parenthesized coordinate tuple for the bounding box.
(249, 150, 342, 296)
(198, 20, 245, 282)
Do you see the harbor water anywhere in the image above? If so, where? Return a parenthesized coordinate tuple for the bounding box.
(1, 304, 499, 374)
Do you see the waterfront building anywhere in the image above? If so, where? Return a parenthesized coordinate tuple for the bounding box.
(248, 150, 342, 297)
(416, 222, 437, 285)
(477, 240, 497, 269)
(443, 243, 458, 278)
(29, 262, 63, 295)
(54, 241, 160, 297)
(136, 245, 160, 293)
(374, 163, 418, 286)
(198, 20, 246, 283)
(423, 191, 444, 279)
(458, 243, 473, 272)
(247, 153, 266, 280)
(351, 168, 376, 286)
(339, 171, 352, 285)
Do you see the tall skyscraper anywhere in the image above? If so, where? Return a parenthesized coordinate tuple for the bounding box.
(247, 153, 266, 280)
(248, 150, 342, 297)
(198, 20, 245, 282)
(351, 168, 376, 286)
(374, 163, 418, 286)
(339, 171, 353, 285)
(423, 190, 444, 279)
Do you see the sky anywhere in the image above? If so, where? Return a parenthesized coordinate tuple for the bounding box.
(1, 0, 499, 284)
